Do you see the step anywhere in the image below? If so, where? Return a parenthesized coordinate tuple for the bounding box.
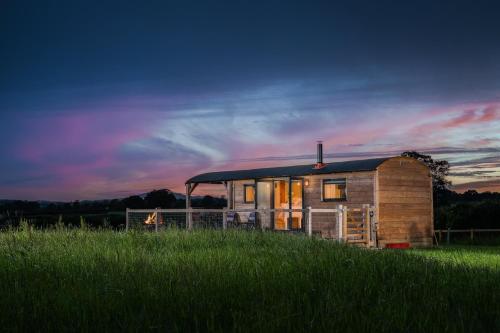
(347, 239, 368, 244)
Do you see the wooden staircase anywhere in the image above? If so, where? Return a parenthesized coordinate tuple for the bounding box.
(344, 207, 372, 247)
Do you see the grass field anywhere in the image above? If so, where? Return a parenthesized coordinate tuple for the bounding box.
(0, 228, 499, 332)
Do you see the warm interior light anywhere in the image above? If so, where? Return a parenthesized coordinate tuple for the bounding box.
(304, 179, 310, 186)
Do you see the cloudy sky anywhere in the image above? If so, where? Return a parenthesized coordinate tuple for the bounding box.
(1, 0, 500, 200)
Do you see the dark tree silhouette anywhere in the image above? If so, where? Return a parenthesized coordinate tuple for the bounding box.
(108, 199, 125, 211)
(122, 195, 145, 209)
(144, 189, 177, 209)
(401, 151, 451, 191)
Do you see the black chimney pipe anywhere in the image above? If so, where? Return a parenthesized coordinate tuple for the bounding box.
(316, 141, 323, 165)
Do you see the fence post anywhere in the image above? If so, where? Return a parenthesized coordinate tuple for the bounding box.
(337, 205, 343, 242)
(370, 205, 377, 248)
(470, 228, 474, 242)
(307, 206, 312, 236)
(262, 208, 266, 231)
(222, 208, 227, 230)
(447, 227, 451, 245)
(343, 206, 348, 242)
(364, 204, 371, 247)
(155, 208, 159, 233)
(126, 208, 129, 231)
(188, 209, 193, 230)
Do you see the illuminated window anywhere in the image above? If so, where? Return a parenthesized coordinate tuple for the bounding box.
(322, 179, 347, 201)
(244, 184, 255, 203)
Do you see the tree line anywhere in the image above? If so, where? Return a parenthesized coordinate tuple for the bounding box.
(402, 151, 500, 230)
(0, 190, 226, 229)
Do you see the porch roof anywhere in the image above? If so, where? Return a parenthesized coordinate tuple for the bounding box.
(186, 157, 392, 184)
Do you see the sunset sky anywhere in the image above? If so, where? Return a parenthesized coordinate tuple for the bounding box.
(1, 0, 500, 201)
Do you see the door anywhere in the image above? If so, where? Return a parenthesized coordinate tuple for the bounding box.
(256, 179, 304, 230)
(290, 179, 303, 230)
(273, 180, 289, 230)
(256, 181, 272, 228)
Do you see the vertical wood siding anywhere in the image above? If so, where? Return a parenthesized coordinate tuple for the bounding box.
(376, 157, 433, 247)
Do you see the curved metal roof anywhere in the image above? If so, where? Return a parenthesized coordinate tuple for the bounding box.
(186, 157, 392, 184)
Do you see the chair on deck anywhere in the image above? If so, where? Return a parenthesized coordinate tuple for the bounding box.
(247, 212, 262, 230)
(226, 211, 241, 228)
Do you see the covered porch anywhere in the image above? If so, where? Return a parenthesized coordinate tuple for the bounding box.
(185, 177, 306, 232)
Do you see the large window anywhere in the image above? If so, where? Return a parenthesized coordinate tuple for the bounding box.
(322, 179, 347, 201)
(244, 184, 255, 203)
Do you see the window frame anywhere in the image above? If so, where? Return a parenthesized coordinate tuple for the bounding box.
(243, 184, 256, 204)
(321, 178, 347, 202)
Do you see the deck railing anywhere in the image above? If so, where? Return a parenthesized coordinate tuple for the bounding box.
(126, 205, 376, 246)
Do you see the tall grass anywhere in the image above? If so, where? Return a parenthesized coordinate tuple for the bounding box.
(0, 228, 499, 332)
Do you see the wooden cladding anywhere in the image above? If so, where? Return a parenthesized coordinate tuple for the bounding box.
(376, 157, 433, 247)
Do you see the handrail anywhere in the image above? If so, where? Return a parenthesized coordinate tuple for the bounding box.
(125, 207, 360, 213)
(435, 229, 500, 233)
(128, 208, 311, 213)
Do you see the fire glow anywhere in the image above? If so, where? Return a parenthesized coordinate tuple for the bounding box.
(144, 212, 164, 225)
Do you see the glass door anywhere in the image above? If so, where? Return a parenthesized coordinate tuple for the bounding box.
(256, 181, 272, 229)
(273, 180, 289, 230)
(257, 178, 304, 230)
(290, 179, 303, 230)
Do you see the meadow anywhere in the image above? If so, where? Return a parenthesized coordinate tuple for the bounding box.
(0, 227, 499, 332)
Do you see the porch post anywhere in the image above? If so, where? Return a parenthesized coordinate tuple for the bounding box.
(224, 181, 231, 210)
(227, 181, 233, 210)
(186, 183, 192, 230)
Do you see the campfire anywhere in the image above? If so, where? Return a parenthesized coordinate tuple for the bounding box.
(144, 212, 163, 225)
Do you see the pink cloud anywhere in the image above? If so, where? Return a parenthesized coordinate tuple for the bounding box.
(478, 105, 499, 122)
(453, 179, 500, 193)
(6, 109, 162, 199)
(442, 109, 477, 128)
(407, 102, 500, 142)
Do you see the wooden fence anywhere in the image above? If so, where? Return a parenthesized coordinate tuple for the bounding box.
(435, 228, 500, 244)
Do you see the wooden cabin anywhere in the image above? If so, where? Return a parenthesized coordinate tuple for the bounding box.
(186, 144, 433, 248)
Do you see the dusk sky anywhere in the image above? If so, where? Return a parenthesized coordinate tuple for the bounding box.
(1, 0, 500, 200)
